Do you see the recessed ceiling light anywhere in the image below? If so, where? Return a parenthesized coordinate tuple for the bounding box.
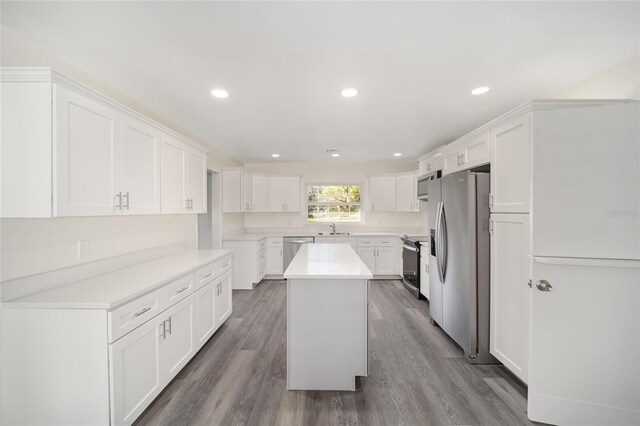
(211, 89, 229, 98)
(393, 153, 402, 157)
(341, 88, 358, 98)
(471, 86, 490, 95)
(271, 154, 280, 158)
(332, 153, 340, 158)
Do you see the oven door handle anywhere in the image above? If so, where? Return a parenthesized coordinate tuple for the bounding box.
(403, 244, 418, 252)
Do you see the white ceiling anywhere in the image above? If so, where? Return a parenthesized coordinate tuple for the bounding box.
(2, 1, 638, 163)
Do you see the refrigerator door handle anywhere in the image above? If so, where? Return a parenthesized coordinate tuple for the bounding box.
(440, 203, 448, 282)
(435, 201, 445, 284)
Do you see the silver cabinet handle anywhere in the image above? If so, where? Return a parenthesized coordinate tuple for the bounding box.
(165, 317, 172, 335)
(115, 192, 122, 209)
(221, 264, 230, 269)
(176, 285, 189, 294)
(160, 321, 166, 339)
(123, 192, 130, 210)
(202, 272, 213, 279)
(134, 307, 151, 317)
(536, 280, 552, 292)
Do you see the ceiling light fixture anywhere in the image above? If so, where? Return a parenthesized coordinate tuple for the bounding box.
(394, 153, 402, 157)
(211, 89, 229, 98)
(271, 154, 280, 158)
(327, 149, 340, 158)
(471, 86, 490, 95)
(332, 153, 340, 158)
(341, 88, 358, 98)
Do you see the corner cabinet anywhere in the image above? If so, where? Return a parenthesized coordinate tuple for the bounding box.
(369, 176, 397, 212)
(1, 67, 207, 218)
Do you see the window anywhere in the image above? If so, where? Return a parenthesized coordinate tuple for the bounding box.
(307, 184, 361, 223)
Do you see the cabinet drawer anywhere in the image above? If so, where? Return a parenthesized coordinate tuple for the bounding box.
(267, 238, 283, 248)
(196, 262, 216, 289)
(377, 237, 399, 247)
(258, 248, 266, 265)
(108, 288, 164, 343)
(214, 256, 232, 278)
(356, 237, 376, 247)
(164, 273, 195, 306)
(337, 237, 357, 247)
(258, 239, 266, 251)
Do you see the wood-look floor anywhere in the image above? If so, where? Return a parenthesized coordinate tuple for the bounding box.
(135, 280, 534, 426)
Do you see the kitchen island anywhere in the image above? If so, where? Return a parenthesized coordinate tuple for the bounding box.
(284, 243, 373, 391)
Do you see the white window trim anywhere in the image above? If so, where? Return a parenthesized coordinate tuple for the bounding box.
(306, 182, 364, 224)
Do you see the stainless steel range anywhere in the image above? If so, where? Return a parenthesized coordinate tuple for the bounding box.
(401, 235, 428, 298)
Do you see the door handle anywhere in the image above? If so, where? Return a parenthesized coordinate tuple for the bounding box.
(134, 307, 151, 317)
(123, 192, 130, 210)
(165, 317, 172, 335)
(115, 192, 122, 209)
(536, 280, 552, 292)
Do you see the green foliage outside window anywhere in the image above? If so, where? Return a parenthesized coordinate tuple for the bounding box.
(307, 185, 361, 222)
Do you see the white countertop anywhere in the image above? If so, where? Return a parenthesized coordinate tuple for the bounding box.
(224, 231, 427, 241)
(284, 244, 373, 279)
(1, 250, 232, 310)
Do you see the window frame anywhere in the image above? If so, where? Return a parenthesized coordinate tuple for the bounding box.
(306, 182, 364, 224)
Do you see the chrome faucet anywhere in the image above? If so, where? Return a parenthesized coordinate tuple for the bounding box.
(330, 223, 336, 234)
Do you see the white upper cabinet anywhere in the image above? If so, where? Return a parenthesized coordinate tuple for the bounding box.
(418, 152, 443, 177)
(223, 169, 251, 213)
(186, 147, 207, 213)
(284, 177, 301, 212)
(369, 176, 396, 212)
(268, 177, 286, 212)
(54, 85, 119, 217)
(490, 113, 532, 213)
(118, 116, 161, 215)
(463, 131, 490, 169)
(1, 68, 208, 218)
(160, 133, 187, 214)
(242, 171, 252, 212)
(395, 174, 415, 212)
(251, 175, 269, 212)
(442, 147, 463, 176)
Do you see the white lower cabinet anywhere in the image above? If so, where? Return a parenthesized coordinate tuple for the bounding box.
(374, 247, 397, 274)
(163, 296, 197, 381)
(419, 253, 429, 300)
(195, 281, 217, 349)
(215, 272, 233, 325)
(489, 213, 530, 384)
(266, 237, 284, 275)
(356, 247, 376, 273)
(354, 237, 400, 275)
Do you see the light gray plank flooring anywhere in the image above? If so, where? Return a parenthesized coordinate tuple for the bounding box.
(135, 279, 534, 426)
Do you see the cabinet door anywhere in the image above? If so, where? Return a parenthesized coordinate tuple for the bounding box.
(251, 175, 269, 212)
(369, 176, 396, 211)
(242, 171, 252, 212)
(195, 282, 216, 349)
(356, 247, 376, 274)
(109, 316, 165, 426)
(375, 247, 396, 275)
(266, 246, 284, 274)
(442, 149, 462, 176)
(395, 174, 415, 212)
(419, 255, 429, 300)
(54, 85, 118, 216)
(222, 170, 241, 213)
(267, 177, 286, 212)
(490, 113, 531, 213)
(464, 131, 490, 169)
(186, 148, 207, 213)
(490, 213, 530, 384)
(284, 177, 300, 212)
(164, 295, 197, 381)
(161, 133, 187, 213)
(119, 116, 161, 215)
(215, 272, 233, 326)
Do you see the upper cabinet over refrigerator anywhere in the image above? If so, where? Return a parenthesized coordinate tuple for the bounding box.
(531, 102, 640, 260)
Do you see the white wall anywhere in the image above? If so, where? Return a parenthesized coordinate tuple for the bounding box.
(0, 25, 244, 280)
(243, 161, 428, 231)
(558, 55, 640, 99)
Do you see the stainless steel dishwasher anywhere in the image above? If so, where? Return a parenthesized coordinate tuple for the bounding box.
(283, 236, 315, 272)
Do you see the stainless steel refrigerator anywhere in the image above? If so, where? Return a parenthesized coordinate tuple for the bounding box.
(427, 170, 495, 364)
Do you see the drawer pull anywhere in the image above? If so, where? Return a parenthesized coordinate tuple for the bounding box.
(176, 286, 190, 294)
(202, 272, 213, 279)
(134, 307, 152, 317)
(221, 263, 230, 269)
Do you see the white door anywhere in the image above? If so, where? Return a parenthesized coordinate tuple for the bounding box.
(490, 113, 531, 213)
(419, 254, 429, 299)
(242, 171, 252, 212)
(54, 85, 118, 216)
(284, 177, 300, 212)
(268, 177, 286, 212)
(395, 174, 414, 212)
(369, 176, 396, 212)
(195, 282, 216, 349)
(186, 148, 207, 213)
(251, 175, 269, 212)
(489, 213, 530, 384)
(161, 133, 187, 213)
(215, 272, 233, 326)
(532, 102, 640, 260)
(375, 247, 396, 274)
(356, 247, 376, 274)
(164, 295, 196, 381)
(109, 316, 165, 426)
(528, 258, 640, 425)
(464, 131, 490, 169)
(442, 149, 462, 176)
(266, 246, 284, 274)
(119, 116, 161, 215)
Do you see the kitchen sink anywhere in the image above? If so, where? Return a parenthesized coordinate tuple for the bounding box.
(317, 232, 352, 236)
